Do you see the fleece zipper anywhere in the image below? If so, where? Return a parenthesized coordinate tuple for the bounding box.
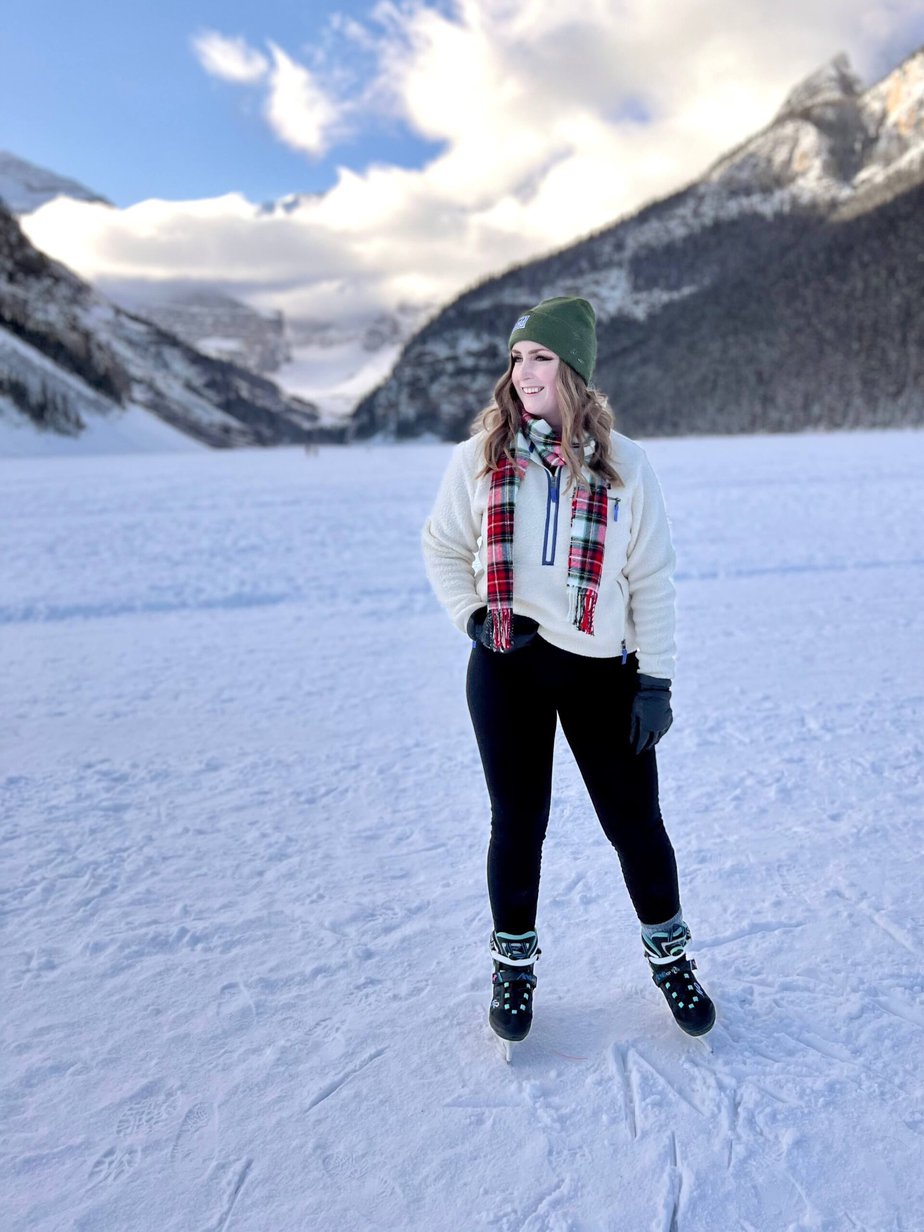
(541, 465, 562, 566)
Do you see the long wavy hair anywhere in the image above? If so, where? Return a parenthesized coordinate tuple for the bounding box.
(472, 355, 623, 487)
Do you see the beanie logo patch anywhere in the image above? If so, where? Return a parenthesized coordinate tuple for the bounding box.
(512, 314, 530, 330)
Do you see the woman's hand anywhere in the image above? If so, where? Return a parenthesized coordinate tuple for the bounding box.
(467, 605, 539, 652)
(629, 675, 673, 754)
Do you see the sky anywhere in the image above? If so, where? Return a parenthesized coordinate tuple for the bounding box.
(2, 0, 452, 207)
(7, 1, 924, 327)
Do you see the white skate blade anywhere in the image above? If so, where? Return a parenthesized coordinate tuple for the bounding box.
(492, 1031, 516, 1063)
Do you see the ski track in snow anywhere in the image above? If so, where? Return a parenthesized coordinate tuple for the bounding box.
(1, 431, 922, 1231)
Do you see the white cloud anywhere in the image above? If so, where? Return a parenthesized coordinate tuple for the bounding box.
(23, 1, 924, 333)
(263, 42, 342, 156)
(192, 31, 269, 84)
(191, 31, 343, 155)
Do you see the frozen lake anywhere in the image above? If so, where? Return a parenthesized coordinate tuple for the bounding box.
(2, 429, 922, 1231)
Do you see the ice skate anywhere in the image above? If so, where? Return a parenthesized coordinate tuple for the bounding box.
(489, 929, 540, 1050)
(643, 919, 716, 1037)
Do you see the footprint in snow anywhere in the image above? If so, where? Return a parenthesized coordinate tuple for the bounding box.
(170, 1101, 218, 1179)
(218, 981, 256, 1032)
(88, 1144, 140, 1187)
(115, 1081, 180, 1138)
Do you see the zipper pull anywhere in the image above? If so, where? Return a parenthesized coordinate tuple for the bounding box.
(621, 639, 628, 664)
(613, 497, 620, 523)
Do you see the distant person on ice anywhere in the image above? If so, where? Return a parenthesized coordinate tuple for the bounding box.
(421, 295, 716, 1052)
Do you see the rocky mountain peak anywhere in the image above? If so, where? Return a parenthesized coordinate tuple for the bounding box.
(703, 49, 923, 194)
(775, 52, 863, 122)
(861, 45, 924, 149)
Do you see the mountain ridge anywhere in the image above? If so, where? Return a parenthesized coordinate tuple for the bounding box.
(0, 200, 326, 449)
(352, 45, 924, 441)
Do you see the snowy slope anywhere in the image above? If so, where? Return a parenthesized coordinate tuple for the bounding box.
(0, 202, 322, 453)
(0, 396, 204, 457)
(1, 429, 922, 1231)
(0, 329, 205, 456)
(0, 150, 109, 214)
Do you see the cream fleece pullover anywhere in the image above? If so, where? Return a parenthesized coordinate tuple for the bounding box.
(421, 429, 678, 679)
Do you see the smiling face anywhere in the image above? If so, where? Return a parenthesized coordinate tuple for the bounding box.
(511, 341, 563, 429)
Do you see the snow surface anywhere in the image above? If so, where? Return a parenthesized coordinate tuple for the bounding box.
(0, 400, 205, 457)
(1, 429, 922, 1232)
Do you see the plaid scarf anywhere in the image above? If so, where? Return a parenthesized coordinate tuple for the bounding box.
(485, 412, 608, 651)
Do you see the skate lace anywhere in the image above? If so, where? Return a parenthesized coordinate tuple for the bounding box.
(492, 966, 536, 1014)
(651, 958, 706, 1007)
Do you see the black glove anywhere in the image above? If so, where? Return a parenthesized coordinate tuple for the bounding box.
(629, 674, 673, 755)
(466, 606, 488, 640)
(466, 606, 539, 652)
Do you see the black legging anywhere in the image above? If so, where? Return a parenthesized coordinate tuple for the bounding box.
(465, 635, 681, 933)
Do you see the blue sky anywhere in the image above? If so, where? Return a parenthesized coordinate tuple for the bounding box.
(1, 0, 448, 206)
(5, 1, 923, 208)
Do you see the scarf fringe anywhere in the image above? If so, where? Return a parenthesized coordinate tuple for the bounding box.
(570, 586, 598, 635)
(491, 606, 513, 652)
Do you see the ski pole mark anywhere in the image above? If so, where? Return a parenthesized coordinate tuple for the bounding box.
(843, 1214, 871, 1231)
(830, 886, 916, 955)
(727, 1087, 742, 1169)
(696, 919, 805, 949)
(305, 1048, 387, 1113)
(664, 1131, 681, 1232)
(631, 1044, 711, 1118)
(211, 1157, 253, 1232)
(751, 1082, 794, 1105)
(874, 992, 924, 1029)
(607, 1043, 637, 1139)
(443, 1096, 520, 1110)
(511, 1174, 572, 1232)
(778, 1026, 854, 1064)
(855, 904, 916, 954)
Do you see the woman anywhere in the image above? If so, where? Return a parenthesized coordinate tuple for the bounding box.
(421, 295, 715, 1051)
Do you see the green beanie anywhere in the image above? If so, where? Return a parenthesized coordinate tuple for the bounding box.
(508, 295, 597, 385)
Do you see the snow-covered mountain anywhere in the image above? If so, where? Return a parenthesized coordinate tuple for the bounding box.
(0, 201, 325, 452)
(107, 293, 435, 423)
(703, 50, 924, 212)
(105, 285, 291, 377)
(353, 48, 924, 440)
(2, 149, 440, 422)
(0, 150, 110, 214)
(268, 299, 438, 422)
